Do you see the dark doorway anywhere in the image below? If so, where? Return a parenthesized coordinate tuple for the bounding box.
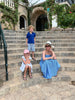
(20, 16, 25, 29)
(36, 14, 48, 31)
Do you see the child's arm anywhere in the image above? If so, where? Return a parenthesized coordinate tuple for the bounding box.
(34, 33, 36, 44)
(29, 56, 32, 61)
(34, 38, 36, 44)
(22, 58, 27, 64)
(26, 38, 28, 45)
(52, 51, 56, 59)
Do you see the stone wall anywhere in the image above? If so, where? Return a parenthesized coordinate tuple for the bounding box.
(16, 3, 28, 30)
(0, 12, 14, 30)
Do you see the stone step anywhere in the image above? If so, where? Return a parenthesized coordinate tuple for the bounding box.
(1, 50, 75, 55)
(59, 63, 75, 71)
(4, 33, 75, 37)
(0, 56, 75, 65)
(61, 72, 75, 81)
(1, 62, 75, 82)
(5, 41, 75, 46)
(5, 42, 75, 46)
(7, 63, 75, 71)
(3, 30, 75, 35)
(6, 63, 75, 79)
(1, 62, 75, 72)
(0, 71, 71, 97)
(5, 38, 75, 43)
(4, 35, 75, 39)
(4, 33, 75, 38)
(0, 47, 75, 54)
(7, 63, 75, 72)
(1, 62, 75, 80)
(4, 43, 75, 48)
(4, 31, 75, 36)
(4, 38, 75, 43)
(5, 40, 75, 45)
(0, 57, 75, 68)
(6, 36, 75, 41)
(4, 30, 75, 33)
(0, 51, 75, 61)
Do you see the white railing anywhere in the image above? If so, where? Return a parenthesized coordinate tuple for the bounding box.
(0, 0, 14, 10)
(59, 1, 71, 7)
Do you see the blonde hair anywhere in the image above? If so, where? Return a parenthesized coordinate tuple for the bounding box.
(28, 25, 35, 30)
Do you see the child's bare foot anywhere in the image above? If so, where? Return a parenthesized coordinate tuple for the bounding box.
(29, 74, 32, 79)
(23, 76, 27, 80)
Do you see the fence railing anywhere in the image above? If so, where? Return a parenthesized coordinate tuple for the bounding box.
(0, 23, 8, 81)
(0, 0, 14, 10)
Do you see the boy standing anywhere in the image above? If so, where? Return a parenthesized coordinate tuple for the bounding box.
(26, 25, 36, 60)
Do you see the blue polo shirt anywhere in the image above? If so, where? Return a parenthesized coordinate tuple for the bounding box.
(26, 32, 36, 44)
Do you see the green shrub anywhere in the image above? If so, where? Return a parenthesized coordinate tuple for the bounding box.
(70, 4, 75, 12)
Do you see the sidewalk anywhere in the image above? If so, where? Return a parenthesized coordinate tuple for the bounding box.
(0, 82, 75, 100)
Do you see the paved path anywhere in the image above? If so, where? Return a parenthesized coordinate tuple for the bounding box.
(0, 82, 75, 100)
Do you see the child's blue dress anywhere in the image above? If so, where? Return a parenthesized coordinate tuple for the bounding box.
(40, 55, 60, 79)
(20, 56, 33, 72)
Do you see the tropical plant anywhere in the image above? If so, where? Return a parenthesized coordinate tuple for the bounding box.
(45, 0, 55, 28)
(55, 4, 75, 29)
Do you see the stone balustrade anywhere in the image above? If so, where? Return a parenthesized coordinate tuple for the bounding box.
(0, 0, 14, 10)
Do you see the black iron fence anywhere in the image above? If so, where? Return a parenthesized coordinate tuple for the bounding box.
(0, 23, 8, 81)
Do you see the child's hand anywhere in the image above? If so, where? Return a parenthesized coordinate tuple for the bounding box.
(50, 56, 54, 59)
(25, 60, 30, 64)
(53, 56, 56, 59)
(24, 61, 26, 64)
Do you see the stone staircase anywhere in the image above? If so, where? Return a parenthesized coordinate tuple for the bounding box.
(0, 30, 75, 97)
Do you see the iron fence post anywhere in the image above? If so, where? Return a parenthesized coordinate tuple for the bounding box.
(0, 23, 8, 81)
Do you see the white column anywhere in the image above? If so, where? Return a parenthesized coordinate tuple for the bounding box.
(5, 0, 8, 6)
(11, 1, 13, 9)
(52, 15, 57, 28)
(9, 0, 13, 8)
(7, 0, 9, 7)
(8, 0, 10, 7)
(4, 0, 7, 6)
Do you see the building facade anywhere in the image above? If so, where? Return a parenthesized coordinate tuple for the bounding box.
(0, 0, 74, 31)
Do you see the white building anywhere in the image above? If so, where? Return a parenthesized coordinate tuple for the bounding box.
(55, 0, 75, 5)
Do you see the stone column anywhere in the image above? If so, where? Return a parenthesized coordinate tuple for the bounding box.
(25, 19, 28, 30)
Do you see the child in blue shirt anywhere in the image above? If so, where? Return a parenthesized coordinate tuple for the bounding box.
(26, 25, 36, 60)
